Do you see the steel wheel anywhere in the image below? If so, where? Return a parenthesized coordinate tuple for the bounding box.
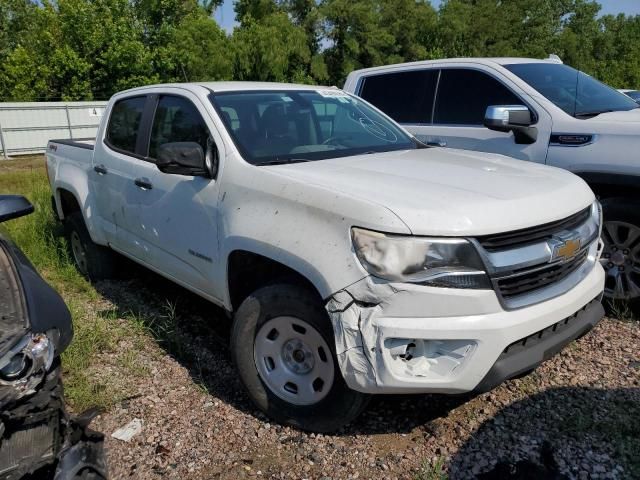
(254, 316, 334, 406)
(601, 220, 640, 300)
(70, 230, 88, 276)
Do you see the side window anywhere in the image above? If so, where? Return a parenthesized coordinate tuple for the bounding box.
(434, 69, 522, 125)
(149, 96, 211, 159)
(106, 96, 146, 154)
(359, 69, 438, 124)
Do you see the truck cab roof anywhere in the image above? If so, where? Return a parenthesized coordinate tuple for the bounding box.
(116, 81, 338, 97)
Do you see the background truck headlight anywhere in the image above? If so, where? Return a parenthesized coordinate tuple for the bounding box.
(351, 227, 490, 288)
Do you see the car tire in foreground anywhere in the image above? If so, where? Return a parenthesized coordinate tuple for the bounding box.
(231, 283, 370, 432)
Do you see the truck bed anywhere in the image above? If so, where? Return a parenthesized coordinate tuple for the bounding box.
(49, 138, 96, 150)
(47, 138, 95, 171)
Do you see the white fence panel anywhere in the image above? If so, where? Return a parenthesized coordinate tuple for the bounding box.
(0, 101, 108, 158)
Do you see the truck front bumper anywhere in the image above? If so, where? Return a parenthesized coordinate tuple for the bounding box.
(326, 262, 605, 394)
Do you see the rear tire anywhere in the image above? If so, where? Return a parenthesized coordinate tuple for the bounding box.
(65, 212, 115, 281)
(600, 198, 640, 312)
(231, 284, 369, 432)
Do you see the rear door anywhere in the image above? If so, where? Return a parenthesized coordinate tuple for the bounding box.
(93, 95, 150, 258)
(127, 92, 223, 296)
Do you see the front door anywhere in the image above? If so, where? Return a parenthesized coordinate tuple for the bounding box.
(413, 67, 551, 163)
(357, 66, 552, 163)
(129, 93, 221, 295)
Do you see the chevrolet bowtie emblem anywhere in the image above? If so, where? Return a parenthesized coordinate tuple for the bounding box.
(552, 237, 581, 261)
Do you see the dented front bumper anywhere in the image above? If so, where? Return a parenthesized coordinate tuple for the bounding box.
(0, 363, 107, 480)
(326, 262, 605, 394)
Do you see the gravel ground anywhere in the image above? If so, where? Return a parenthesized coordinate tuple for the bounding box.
(86, 272, 639, 480)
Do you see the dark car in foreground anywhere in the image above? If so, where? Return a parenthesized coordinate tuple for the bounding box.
(0, 195, 106, 480)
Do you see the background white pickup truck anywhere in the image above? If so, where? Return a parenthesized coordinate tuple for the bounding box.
(345, 57, 640, 306)
(46, 82, 605, 431)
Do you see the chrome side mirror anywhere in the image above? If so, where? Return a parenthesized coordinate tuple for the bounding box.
(484, 105, 537, 144)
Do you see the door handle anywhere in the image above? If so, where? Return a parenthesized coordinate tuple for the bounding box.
(134, 178, 153, 190)
(93, 164, 108, 175)
(426, 140, 447, 147)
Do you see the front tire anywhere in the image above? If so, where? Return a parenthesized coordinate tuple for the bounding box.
(65, 212, 115, 281)
(600, 198, 640, 309)
(231, 284, 369, 432)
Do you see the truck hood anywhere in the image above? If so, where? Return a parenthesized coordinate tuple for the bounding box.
(575, 108, 640, 135)
(591, 108, 640, 123)
(271, 148, 594, 236)
(0, 233, 27, 359)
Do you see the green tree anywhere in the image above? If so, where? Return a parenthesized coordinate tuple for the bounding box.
(162, 13, 234, 82)
(231, 11, 312, 82)
(436, 0, 578, 58)
(321, 0, 395, 85)
(234, 0, 281, 25)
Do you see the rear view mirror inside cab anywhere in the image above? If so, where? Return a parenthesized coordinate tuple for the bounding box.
(484, 105, 538, 144)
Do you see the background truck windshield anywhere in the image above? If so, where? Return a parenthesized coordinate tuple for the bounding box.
(211, 90, 416, 165)
(505, 63, 638, 118)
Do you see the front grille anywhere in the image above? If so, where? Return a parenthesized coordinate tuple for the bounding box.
(496, 249, 588, 300)
(0, 415, 58, 476)
(478, 207, 591, 252)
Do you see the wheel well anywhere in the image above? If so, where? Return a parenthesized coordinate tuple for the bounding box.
(57, 189, 81, 219)
(227, 250, 322, 311)
(587, 183, 640, 201)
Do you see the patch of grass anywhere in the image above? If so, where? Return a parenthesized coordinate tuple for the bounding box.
(606, 299, 638, 322)
(0, 157, 155, 411)
(415, 457, 448, 480)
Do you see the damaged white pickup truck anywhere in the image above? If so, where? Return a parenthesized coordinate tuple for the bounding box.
(46, 82, 606, 431)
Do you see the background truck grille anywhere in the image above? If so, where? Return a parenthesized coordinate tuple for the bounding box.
(495, 250, 589, 299)
(477, 207, 591, 252)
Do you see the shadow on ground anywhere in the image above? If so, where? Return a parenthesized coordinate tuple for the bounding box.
(88, 257, 638, 478)
(452, 387, 639, 479)
(92, 258, 473, 436)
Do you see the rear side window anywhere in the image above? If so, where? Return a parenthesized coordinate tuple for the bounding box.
(106, 96, 146, 154)
(359, 70, 438, 124)
(149, 96, 210, 159)
(434, 69, 521, 125)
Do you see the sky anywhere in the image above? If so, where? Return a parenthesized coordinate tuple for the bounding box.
(214, 0, 640, 33)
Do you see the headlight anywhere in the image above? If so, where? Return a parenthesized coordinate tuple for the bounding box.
(592, 200, 602, 237)
(0, 332, 54, 382)
(351, 228, 490, 289)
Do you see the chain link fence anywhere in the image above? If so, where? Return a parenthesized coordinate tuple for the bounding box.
(0, 101, 108, 159)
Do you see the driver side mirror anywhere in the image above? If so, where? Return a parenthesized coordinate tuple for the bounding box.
(156, 142, 210, 177)
(484, 105, 538, 145)
(0, 195, 34, 223)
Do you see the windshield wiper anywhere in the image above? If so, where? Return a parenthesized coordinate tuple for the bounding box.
(575, 109, 615, 119)
(257, 158, 313, 166)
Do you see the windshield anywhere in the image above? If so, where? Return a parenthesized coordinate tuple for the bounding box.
(505, 63, 638, 118)
(210, 89, 416, 165)
(623, 90, 640, 103)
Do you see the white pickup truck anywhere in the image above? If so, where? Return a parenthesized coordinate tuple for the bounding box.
(46, 82, 605, 431)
